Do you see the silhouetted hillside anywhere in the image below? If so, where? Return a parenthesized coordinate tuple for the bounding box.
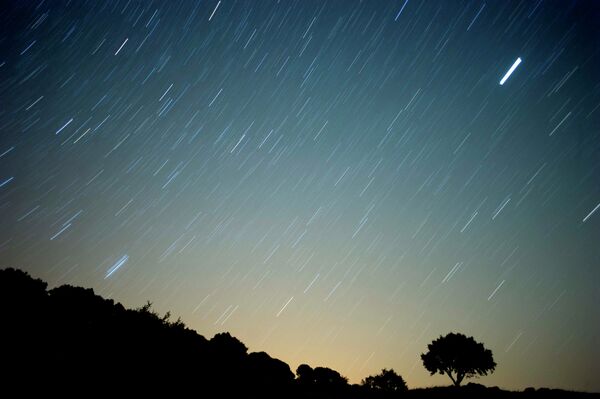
(1, 268, 598, 398)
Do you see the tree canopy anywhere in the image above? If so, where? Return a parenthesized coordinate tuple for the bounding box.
(362, 368, 408, 393)
(421, 332, 496, 386)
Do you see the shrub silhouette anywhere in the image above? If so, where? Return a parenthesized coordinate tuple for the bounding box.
(297, 363, 315, 384)
(313, 366, 349, 387)
(209, 331, 248, 360)
(295, 363, 352, 397)
(296, 364, 348, 387)
(362, 368, 408, 395)
(421, 332, 496, 386)
(245, 351, 294, 393)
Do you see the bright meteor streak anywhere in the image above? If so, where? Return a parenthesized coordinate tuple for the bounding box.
(105, 255, 129, 278)
(499, 57, 522, 85)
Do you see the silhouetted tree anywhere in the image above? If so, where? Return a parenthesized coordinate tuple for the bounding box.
(421, 332, 496, 386)
(209, 331, 248, 360)
(313, 366, 349, 388)
(297, 363, 315, 384)
(362, 368, 408, 394)
(295, 363, 351, 398)
(245, 351, 294, 393)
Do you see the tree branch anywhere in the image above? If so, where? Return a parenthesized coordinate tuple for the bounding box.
(456, 372, 464, 386)
(445, 370, 457, 386)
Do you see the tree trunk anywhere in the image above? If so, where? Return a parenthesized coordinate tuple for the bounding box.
(446, 371, 457, 386)
(456, 373, 464, 386)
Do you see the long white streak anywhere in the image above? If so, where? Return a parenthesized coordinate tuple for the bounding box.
(208, 88, 223, 106)
(394, 0, 409, 21)
(492, 197, 511, 220)
(352, 216, 368, 238)
(0, 146, 14, 158)
(291, 229, 307, 248)
(0, 176, 14, 188)
(208, 1, 221, 21)
(303, 273, 320, 294)
(460, 211, 478, 232)
(230, 134, 245, 153)
(252, 270, 270, 290)
(420, 267, 436, 287)
(259, 129, 273, 149)
(487, 280, 505, 301)
(466, 3, 485, 31)
(214, 305, 232, 324)
(324, 281, 342, 301)
(276, 296, 294, 317)
(359, 176, 375, 197)
(314, 121, 328, 141)
(50, 223, 71, 240)
(192, 295, 210, 314)
(56, 118, 73, 135)
(115, 198, 134, 217)
(115, 38, 128, 55)
(376, 316, 393, 336)
(159, 83, 173, 101)
(297, 252, 314, 273)
(91, 38, 106, 55)
(334, 167, 350, 186)
(505, 331, 523, 352)
(21, 40, 36, 55)
(105, 255, 129, 278)
(442, 262, 461, 284)
(582, 202, 600, 223)
(18, 205, 40, 221)
(263, 243, 279, 263)
(73, 128, 91, 144)
(523, 163, 546, 189)
(549, 111, 571, 136)
(26, 96, 44, 110)
(499, 57, 522, 85)
(221, 305, 239, 325)
(63, 209, 83, 226)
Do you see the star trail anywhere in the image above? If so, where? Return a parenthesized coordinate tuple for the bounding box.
(1, 0, 599, 392)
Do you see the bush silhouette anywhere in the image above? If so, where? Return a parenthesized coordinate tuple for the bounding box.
(245, 351, 295, 392)
(295, 363, 351, 397)
(209, 331, 248, 358)
(362, 368, 408, 395)
(421, 332, 496, 386)
(296, 363, 315, 383)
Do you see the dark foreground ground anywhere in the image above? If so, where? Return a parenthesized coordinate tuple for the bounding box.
(401, 385, 600, 399)
(1, 267, 597, 398)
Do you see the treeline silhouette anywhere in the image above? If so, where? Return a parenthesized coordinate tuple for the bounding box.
(1, 267, 597, 398)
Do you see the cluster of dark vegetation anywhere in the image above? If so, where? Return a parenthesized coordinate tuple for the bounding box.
(1, 267, 598, 398)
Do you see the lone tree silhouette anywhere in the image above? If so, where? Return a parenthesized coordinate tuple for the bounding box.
(421, 332, 496, 386)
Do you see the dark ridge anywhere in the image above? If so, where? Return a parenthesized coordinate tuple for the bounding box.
(1, 267, 598, 398)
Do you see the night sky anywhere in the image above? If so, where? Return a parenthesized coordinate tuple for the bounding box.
(1, 0, 599, 391)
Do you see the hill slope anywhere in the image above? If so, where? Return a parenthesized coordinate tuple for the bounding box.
(1, 267, 597, 398)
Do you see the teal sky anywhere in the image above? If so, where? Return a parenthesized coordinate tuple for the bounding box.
(1, 0, 599, 391)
